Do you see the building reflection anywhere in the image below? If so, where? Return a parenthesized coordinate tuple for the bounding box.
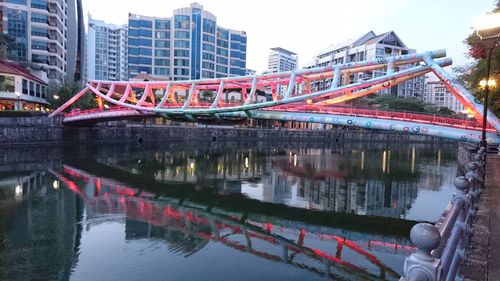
(0, 170, 83, 281)
(56, 164, 411, 280)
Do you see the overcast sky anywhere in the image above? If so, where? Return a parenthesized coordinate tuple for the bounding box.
(82, 0, 497, 72)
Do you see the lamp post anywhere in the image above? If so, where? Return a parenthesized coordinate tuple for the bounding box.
(474, 12, 500, 148)
(14, 91, 21, 111)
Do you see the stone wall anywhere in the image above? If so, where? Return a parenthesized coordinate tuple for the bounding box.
(0, 116, 452, 145)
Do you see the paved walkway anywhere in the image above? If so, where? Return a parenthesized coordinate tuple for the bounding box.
(464, 155, 500, 281)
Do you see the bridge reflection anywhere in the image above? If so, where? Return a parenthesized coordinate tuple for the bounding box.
(52, 164, 419, 280)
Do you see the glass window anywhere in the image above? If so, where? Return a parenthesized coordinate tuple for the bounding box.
(174, 49, 189, 57)
(202, 43, 215, 52)
(216, 57, 228, 65)
(203, 19, 216, 34)
(129, 28, 140, 37)
(155, 40, 170, 48)
(129, 47, 139, 55)
(155, 20, 170, 30)
(217, 48, 228, 56)
(154, 68, 169, 76)
(0, 75, 15, 92)
(36, 84, 41, 98)
(216, 65, 227, 73)
(203, 34, 215, 43)
(31, 13, 48, 23)
(7, 0, 26, 4)
(174, 40, 189, 48)
(139, 48, 152, 56)
(42, 86, 46, 99)
(217, 40, 228, 48)
(174, 30, 190, 39)
(155, 31, 169, 39)
(31, 40, 48, 50)
(129, 38, 140, 46)
(29, 81, 35, 96)
(139, 38, 152, 46)
(217, 29, 229, 39)
(139, 20, 152, 29)
(129, 19, 140, 28)
(155, 49, 169, 57)
(22, 79, 28, 95)
(139, 29, 152, 37)
(174, 15, 190, 29)
(31, 27, 48, 37)
(140, 57, 152, 65)
(31, 0, 47, 10)
(129, 56, 140, 64)
(155, 59, 169, 66)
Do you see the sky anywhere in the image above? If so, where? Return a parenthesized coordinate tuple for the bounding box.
(82, 0, 497, 73)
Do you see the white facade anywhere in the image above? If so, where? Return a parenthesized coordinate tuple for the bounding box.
(267, 47, 297, 95)
(86, 16, 128, 81)
(303, 31, 424, 99)
(424, 79, 464, 113)
(0, 0, 77, 82)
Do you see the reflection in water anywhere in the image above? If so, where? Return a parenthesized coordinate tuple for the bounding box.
(0, 142, 459, 281)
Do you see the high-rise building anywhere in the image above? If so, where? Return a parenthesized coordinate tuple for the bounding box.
(0, 0, 84, 83)
(127, 3, 247, 81)
(303, 31, 424, 99)
(86, 15, 128, 81)
(267, 47, 298, 95)
(423, 78, 464, 113)
(267, 47, 297, 73)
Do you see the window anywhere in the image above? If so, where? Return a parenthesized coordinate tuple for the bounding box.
(230, 34, 247, 44)
(202, 61, 214, 70)
(217, 29, 229, 39)
(31, 13, 48, 23)
(140, 20, 152, 29)
(174, 15, 190, 29)
(155, 40, 170, 48)
(140, 57, 152, 65)
(31, 0, 47, 10)
(217, 48, 228, 56)
(31, 40, 48, 50)
(139, 48, 152, 56)
(29, 81, 35, 96)
(203, 34, 215, 43)
(155, 49, 169, 57)
(36, 84, 41, 98)
(174, 59, 189, 66)
(155, 59, 169, 66)
(22, 79, 28, 95)
(155, 20, 170, 30)
(174, 30, 190, 39)
(0, 75, 15, 92)
(129, 28, 140, 37)
(140, 29, 152, 37)
(154, 68, 169, 76)
(216, 57, 228, 65)
(202, 43, 215, 52)
(174, 49, 189, 57)
(174, 40, 189, 48)
(217, 40, 228, 48)
(41, 86, 46, 99)
(155, 31, 169, 39)
(129, 38, 140, 46)
(31, 27, 48, 37)
(140, 38, 152, 46)
(202, 52, 214, 61)
(7, 0, 26, 4)
(216, 66, 227, 73)
(203, 19, 216, 34)
(129, 47, 139, 55)
(129, 19, 140, 28)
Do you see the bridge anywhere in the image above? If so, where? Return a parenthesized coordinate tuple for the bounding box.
(50, 49, 500, 144)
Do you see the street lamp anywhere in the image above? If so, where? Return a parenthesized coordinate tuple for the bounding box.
(14, 91, 21, 111)
(473, 12, 500, 148)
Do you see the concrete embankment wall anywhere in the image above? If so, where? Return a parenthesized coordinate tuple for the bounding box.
(0, 116, 452, 145)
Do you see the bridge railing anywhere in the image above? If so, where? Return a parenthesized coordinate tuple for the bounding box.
(401, 147, 486, 281)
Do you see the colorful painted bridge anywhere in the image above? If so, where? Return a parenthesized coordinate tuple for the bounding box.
(50, 49, 500, 144)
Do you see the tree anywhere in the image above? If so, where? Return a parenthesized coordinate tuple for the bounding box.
(457, 1, 500, 116)
(47, 82, 95, 110)
(0, 34, 15, 59)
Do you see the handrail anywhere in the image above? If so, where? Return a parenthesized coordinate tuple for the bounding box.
(401, 146, 486, 281)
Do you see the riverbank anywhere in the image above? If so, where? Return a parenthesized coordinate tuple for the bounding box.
(0, 116, 453, 146)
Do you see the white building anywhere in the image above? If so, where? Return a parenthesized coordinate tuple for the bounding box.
(86, 16, 128, 81)
(424, 79, 464, 113)
(303, 31, 424, 99)
(0, 0, 84, 83)
(267, 47, 297, 95)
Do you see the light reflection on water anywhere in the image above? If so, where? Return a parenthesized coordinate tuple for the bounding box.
(0, 141, 459, 281)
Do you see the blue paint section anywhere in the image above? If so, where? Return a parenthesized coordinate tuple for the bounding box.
(191, 8, 202, 80)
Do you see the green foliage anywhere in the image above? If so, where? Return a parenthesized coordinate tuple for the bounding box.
(47, 82, 94, 110)
(457, 0, 500, 116)
(369, 95, 456, 116)
(0, 34, 15, 59)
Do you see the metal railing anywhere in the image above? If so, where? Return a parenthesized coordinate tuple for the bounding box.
(401, 147, 486, 281)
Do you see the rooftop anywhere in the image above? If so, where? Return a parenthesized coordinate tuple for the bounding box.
(271, 47, 297, 56)
(0, 59, 46, 85)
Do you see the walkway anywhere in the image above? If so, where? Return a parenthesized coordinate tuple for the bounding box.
(464, 155, 500, 281)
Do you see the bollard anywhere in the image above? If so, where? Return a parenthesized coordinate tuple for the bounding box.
(404, 223, 441, 281)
